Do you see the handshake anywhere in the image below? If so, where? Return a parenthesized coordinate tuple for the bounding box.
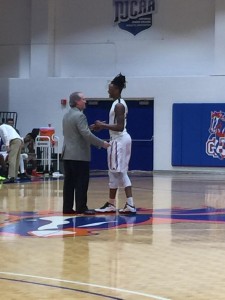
(89, 120, 106, 132)
(89, 120, 110, 149)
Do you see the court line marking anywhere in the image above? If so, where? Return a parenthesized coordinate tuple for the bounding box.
(130, 228, 225, 232)
(0, 277, 122, 300)
(0, 271, 172, 300)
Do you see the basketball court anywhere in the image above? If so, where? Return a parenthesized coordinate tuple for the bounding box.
(0, 171, 225, 299)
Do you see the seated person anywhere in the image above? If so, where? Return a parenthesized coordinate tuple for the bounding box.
(0, 145, 8, 178)
(23, 132, 41, 177)
(0, 153, 7, 178)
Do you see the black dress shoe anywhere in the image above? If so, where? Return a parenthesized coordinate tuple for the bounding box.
(63, 209, 76, 215)
(3, 177, 15, 184)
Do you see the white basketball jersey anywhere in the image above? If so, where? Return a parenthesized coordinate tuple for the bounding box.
(109, 98, 128, 139)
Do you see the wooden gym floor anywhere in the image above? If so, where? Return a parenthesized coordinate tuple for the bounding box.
(0, 171, 225, 300)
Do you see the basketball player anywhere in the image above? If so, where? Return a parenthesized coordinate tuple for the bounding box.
(92, 73, 136, 214)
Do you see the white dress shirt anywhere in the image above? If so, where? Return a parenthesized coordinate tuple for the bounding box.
(0, 124, 22, 147)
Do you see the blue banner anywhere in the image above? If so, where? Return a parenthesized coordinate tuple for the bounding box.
(172, 103, 225, 167)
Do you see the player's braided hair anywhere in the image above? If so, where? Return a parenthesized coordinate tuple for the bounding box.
(111, 73, 126, 93)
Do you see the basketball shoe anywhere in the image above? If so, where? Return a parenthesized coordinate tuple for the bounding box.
(119, 203, 136, 214)
(95, 202, 116, 213)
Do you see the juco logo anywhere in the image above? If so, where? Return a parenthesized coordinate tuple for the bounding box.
(113, 0, 156, 35)
(206, 111, 225, 159)
(0, 208, 224, 238)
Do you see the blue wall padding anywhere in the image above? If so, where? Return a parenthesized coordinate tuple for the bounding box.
(172, 103, 225, 167)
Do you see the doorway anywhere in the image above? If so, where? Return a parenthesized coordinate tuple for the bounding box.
(85, 98, 154, 171)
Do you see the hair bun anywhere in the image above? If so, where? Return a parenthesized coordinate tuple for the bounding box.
(111, 73, 126, 90)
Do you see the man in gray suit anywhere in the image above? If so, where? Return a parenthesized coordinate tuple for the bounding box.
(62, 91, 110, 214)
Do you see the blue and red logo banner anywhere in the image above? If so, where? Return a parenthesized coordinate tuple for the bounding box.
(206, 110, 225, 160)
(113, 0, 156, 35)
(172, 103, 225, 167)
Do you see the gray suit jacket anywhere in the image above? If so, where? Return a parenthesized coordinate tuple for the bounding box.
(61, 107, 104, 161)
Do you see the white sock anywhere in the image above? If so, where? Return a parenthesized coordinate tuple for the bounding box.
(127, 197, 134, 206)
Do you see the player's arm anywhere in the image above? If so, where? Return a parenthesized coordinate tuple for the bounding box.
(94, 103, 125, 132)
